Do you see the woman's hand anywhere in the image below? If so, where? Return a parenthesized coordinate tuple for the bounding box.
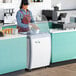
(29, 23, 40, 30)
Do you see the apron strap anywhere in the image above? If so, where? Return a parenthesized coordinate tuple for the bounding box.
(20, 10, 25, 16)
(20, 10, 30, 17)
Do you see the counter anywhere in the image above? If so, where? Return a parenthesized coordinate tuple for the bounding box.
(0, 34, 27, 75)
(50, 29, 76, 33)
(0, 34, 27, 40)
(1, 21, 76, 73)
(50, 29, 76, 63)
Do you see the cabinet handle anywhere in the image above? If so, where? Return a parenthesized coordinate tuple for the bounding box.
(35, 41, 40, 43)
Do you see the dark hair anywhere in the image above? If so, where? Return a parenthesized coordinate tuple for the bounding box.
(20, 0, 29, 9)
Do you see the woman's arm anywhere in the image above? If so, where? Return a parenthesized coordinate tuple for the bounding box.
(16, 11, 29, 28)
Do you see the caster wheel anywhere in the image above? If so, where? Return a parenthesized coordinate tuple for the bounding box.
(44, 66, 48, 68)
(28, 69, 32, 72)
(25, 69, 32, 72)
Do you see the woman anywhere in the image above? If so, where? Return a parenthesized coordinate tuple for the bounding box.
(16, 0, 37, 32)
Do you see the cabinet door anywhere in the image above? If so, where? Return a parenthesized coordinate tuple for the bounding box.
(30, 37, 51, 69)
(0, 37, 27, 74)
(51, 32, 76, 63)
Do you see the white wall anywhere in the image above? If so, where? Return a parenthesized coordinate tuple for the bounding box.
(51, 0, 60, 7)
(0, 0, 51, 21)
(61, 0, 76, 9)
(0, 0, 76, 23)
(0, 0, 3, 3)
(51, 0, 76, 10)
(28, 0, 51, 16)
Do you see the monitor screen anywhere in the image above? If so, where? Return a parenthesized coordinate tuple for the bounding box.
(58, 13, 67, 20)
(42, 10, 58, 21)
(42, 10, 53, 21)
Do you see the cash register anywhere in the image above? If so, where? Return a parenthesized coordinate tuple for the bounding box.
(52, 13, 67, 29)
(42, 10, 67, 29)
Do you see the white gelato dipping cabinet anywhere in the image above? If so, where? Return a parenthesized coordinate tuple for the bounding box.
(27, 33, 51, 70)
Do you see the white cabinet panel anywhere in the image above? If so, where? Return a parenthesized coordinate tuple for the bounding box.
(31, 37, 51, 69)
(27, 33, 51, 69)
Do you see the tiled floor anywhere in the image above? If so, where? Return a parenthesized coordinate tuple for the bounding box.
(1, 63, 76, 76)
